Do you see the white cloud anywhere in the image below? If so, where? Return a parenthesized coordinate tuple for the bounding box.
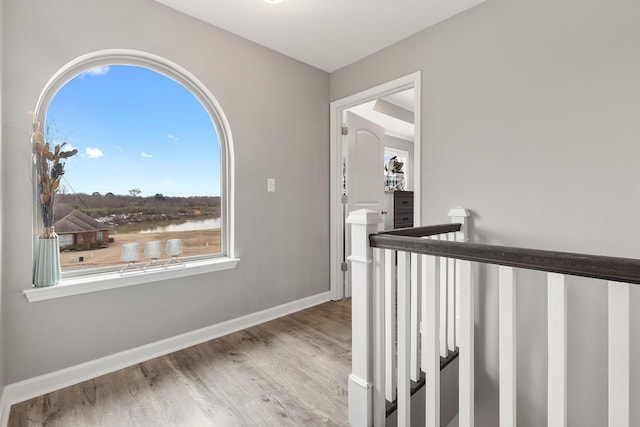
(141, 152, 153, 158)
(167, 134, 179, 141)
(86, 147, 104, 158)
(81, 66, 110, 77)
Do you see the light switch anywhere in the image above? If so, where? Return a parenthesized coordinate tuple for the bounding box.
(267, 178, 276, 192)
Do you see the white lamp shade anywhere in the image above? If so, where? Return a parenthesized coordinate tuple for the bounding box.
(121, 243, 140, 262)
(144, 241, 162, 259)
(166, 239, 183, 257)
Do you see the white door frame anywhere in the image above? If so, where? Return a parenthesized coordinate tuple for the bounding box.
(330, 71, 422, 300)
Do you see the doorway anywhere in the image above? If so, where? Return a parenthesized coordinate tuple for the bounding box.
(329, 71, 421, 300)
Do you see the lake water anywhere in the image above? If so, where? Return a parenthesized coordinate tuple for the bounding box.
(139, 218, 221, 233)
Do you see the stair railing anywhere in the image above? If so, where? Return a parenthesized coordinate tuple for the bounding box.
(347, 207, 638, 427)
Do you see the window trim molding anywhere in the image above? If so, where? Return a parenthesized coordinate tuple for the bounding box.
(28, 49, 236, 295)
(23, 257, 240, 302)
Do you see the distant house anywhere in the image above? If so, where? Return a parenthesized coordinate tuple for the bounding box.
(54, 204, 111, 250)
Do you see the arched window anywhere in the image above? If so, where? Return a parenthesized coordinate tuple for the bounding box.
(34, 50, 235, 282)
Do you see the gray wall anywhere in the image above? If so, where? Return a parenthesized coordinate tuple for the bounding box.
(0, 0, 5, 395)
(2, 0, 329, 383)
(332, 0, 640, 425)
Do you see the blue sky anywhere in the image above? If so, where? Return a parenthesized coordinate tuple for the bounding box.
(46, 65, 221, 197)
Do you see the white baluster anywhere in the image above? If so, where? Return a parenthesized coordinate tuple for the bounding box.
(411, 252, 422, 381)
(372, 248, 386, 426)
(421, 253, 428, 369)
(455, 249, 462, 348)
(385, 249, 397, 402)
(447, 232, 456, 352)
(499, 266, 516, 426)
(425, 254, 441, 427)
(346, 209, 382, 427)
(459, 259, 474, 427)
(439, 235, 448, 358)
(397, 251, 412, 426)
(454, 254, 462, 347)
(547, 273, 567, 427)
(608, 281, 630, 427)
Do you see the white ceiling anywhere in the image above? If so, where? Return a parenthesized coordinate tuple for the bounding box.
(348, 89, 415, 141)
(152, 0, 485, 72)
(383, 90, 415, 113)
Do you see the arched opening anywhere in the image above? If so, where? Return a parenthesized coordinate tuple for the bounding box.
(34, 50, 234, 275)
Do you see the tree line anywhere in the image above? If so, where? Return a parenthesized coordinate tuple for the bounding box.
(57, 192, 221, 224)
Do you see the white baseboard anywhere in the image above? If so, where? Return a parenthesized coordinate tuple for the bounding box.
(1, 291, 331, 426)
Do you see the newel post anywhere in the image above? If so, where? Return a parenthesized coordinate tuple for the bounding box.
(448, 207, 470, 242)
(448, 207, 474, 427)
(347, 209, 382, 427)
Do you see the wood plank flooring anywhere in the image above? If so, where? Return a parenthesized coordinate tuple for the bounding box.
(8, 299, 352, 426)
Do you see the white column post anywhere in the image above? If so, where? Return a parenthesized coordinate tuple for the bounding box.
(347, 209, 383, 427)
(448, 207, 470, 242)
(449, 208, 473, 427)
(458, 257, 474, 427)
(448, 207, 470, 348)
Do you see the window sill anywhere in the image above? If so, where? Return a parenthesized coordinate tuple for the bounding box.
(23, 257, 240, 302)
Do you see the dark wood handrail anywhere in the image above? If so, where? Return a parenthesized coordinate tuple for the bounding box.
(370, 229, 640, 285)
(380, 223, 462, 237)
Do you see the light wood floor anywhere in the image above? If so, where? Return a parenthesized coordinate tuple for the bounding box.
(8, 299, 352, 426)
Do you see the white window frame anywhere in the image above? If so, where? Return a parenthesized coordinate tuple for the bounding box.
(24, 49, 238, 302)
(58, 234, 74, 248)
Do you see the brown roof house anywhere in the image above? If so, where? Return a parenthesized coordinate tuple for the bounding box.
(54, 204, 111, 250)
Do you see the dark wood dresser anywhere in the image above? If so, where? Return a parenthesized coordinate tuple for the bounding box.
(384, 191, 414, 230)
